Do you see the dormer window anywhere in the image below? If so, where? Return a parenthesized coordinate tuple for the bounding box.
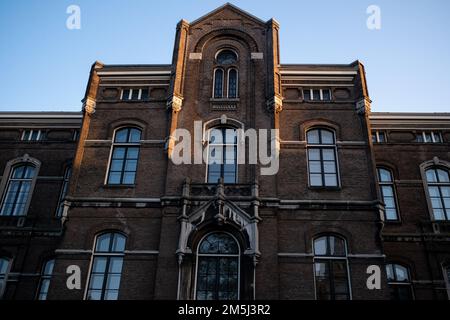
(212, 49, 239, 99)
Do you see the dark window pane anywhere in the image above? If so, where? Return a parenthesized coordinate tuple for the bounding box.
(313, 89, 320, 100)
(228, 69, 238, 98)
(141, 89, 149, 100)
(216, 50, 237, 64)
(131, 89, 139, 100)
(322, 89, 331, 101)
(303, 90, 311, 101)
(121, 89, 130, 100)
(214, 69, 224, 98)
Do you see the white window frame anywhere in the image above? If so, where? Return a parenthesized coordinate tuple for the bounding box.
(193, 232, 241, 300)
(36, 259, 55, 300)
(21, 129, 43, 141)
(303, 89, 332, 101)
(377, 167, 400, 221)
(306, 128, 341, 188)
(55, 166, 72, 217)
(442, 264, 450, 300)
(84, 232, 127, 300)
(0, 257, 12, 299)
(204, 127, 239, 184)
(312, 235, 352, 300)
(372, 131, 387, 143)
(212, 68, 225, 98)
(120, 88, 145, 101)
(104, 127, 142, 185)
(417, 131, 443, 143)
(226, 68, 239, 98)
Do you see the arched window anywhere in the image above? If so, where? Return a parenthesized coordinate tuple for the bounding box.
(107, 127, 141, 185)
(86, 232, 126, 300)
(206, 127, 238, 184)
(37, 259, 55, 300)
(0, 164, 36, 216)
(425, 167, 450, 221)
(56, 166, 72, 217)
(213, 69, 224, 98)
(212, 49, 238, 99)
(216, 50, 237, 64)
(443, 265, 450, 300)
(227, 68, 238, 98)
(386, 263, 414, 300)
(0, 257, 11, 299)
(307, 128, 339, 187)
(313, 235, 350, 300)
(377, 167, 399, 221)
(196, 232, 240, 300)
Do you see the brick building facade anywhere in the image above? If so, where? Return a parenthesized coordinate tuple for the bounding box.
(1, 4, 449, 300)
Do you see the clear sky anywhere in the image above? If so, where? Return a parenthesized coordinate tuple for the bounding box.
(0, 0, 449, 113)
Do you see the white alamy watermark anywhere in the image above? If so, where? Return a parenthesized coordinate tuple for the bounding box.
(66, 5, 81, 30)
(366, 5, 381, 30)
(169, 121, 279, 176)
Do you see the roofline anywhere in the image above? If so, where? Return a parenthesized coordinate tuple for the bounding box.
(370, 113, 450, 120)
(0, 112, 82, 119)
(190, 2, 267, 26)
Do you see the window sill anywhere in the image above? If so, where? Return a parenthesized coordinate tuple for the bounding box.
(103, 184, 136, 189)
(308, 186, 341, 191)
(210, 98, 240, 102)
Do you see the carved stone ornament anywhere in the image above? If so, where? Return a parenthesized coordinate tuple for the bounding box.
(266, 96, 283, 113)
(167, 95, 183, 113)
(82, 97, 96, 115)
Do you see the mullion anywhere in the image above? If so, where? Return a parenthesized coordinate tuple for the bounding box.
(437, 186, 449, 220)
(320, 148, 325, 186)
(119, 147, 129, 184)
(100, 234, 114, 300)
(8, 180, 23, 216)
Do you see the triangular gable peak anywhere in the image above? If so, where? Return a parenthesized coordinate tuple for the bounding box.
(190, 2, 267, 27)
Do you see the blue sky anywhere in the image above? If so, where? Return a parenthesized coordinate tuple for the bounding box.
(0, 0, 449, 112)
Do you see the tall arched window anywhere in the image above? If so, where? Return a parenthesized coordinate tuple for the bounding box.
(213, 69, 224, 98)
(212, 49, 238, 99)
(425, 167, 450, 221)
(307, 128, 339, 187)
(386, 263, 414, 300)
(0, 257, 11, 299)
(196, 232, 240, 300)
(37, 259, 55, 300)
(377, 167, 399, 221)
(207, 127, 237, 184)
(227, 68, 238, 98)
(86, 232, 126, 300)
(0, 164, 36, 216)
(107, 127, 141, 185)
(313, 235, 350, 300)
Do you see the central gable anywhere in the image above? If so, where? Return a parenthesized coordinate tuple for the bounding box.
(190, 2, 266, 28)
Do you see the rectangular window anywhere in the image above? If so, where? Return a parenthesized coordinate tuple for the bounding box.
(372, 131, 387, 143)
(121, 88, 149, 101)
(21, 129, 44, 141)
(56, 167, 72, 217)
(303, 89, 332, 101)
(416, 131, 443, 143)
(314, 260, 350, 300)
(0, 258, 10, 299)
(37, 259, 55, 300)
